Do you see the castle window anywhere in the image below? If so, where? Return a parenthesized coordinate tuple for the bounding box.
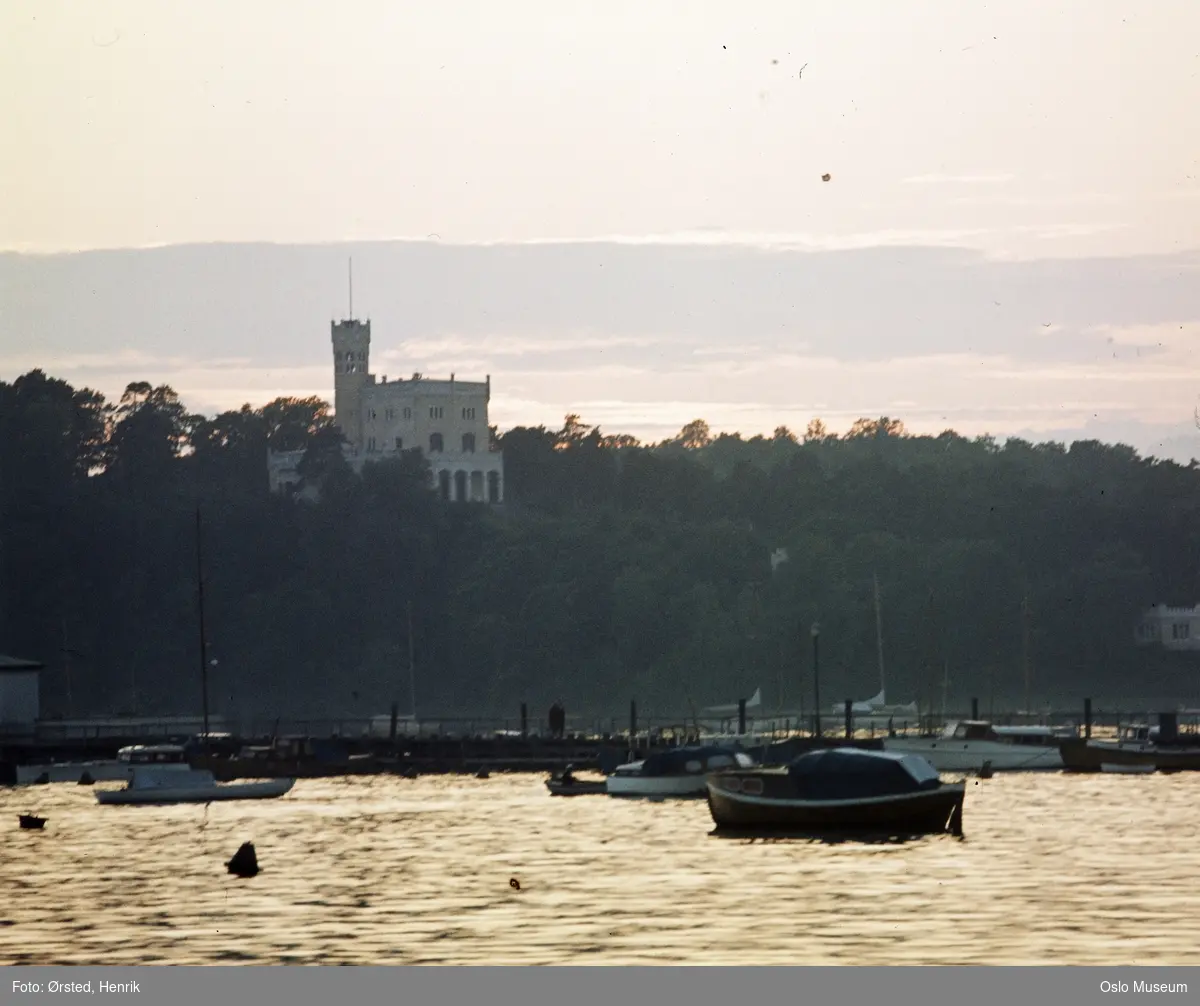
(430, 432, 444, 452)
(461, 407, 476, 420)
(403, 407, 412, 420)
(429, 406, 444, 419)
(462, 433, 476, 453)
(395, 436, 403, 450)
(370, 409, 377, 421)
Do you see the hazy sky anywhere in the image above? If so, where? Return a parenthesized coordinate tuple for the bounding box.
(2, 1, 1199, 457)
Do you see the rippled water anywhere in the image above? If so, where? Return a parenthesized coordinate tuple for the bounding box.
(3, 771, 1199, 965)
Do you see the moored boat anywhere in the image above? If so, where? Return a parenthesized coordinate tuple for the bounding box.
(606, 745, 757, 798)
(706, 747, 965, 836)
(545, 767, 608, 796)
(94, 744, 295, 805)
(883, 719, 1075, 772)
(1059, 717, 1200, 773)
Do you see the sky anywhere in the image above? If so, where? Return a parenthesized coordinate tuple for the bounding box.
(2, 0, 1199, 458)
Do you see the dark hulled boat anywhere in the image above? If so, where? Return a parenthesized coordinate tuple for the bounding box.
(1059, 713, 1200, 773)
(706, 747, 965, 837)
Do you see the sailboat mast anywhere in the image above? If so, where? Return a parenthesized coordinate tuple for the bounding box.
(407, 596, 417, 718)
(1021, 594, 1032, 714)
(873, 572, 886, 703)
(195, 508, 210, 740)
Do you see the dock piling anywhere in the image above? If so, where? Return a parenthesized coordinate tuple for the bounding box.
(971, 697, 979, 720)
(519, 703, 527, 738)
(844, 699, 853, 739)
(738, 699, 746, 736)
(1084, 698, 1092, 739)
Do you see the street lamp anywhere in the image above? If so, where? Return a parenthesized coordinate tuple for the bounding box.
(811, 622, 821, 739)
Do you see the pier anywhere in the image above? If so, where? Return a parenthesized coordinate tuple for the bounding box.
(2, 699, 1191, 782)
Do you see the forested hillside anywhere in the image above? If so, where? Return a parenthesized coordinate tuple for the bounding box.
(2, 369, 1198, 723)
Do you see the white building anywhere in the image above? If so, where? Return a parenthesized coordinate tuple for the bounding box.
(1135, 604, 1200, 652)
(269, 316, 504, 503)
(0, 654, 41, 735)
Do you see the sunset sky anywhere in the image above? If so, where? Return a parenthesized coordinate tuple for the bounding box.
(2, 0, 1198, 458)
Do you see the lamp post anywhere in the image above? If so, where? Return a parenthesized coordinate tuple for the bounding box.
(811, 621, 821, 739)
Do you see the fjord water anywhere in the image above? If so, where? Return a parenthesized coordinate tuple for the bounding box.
(2, 772, 1197, 965)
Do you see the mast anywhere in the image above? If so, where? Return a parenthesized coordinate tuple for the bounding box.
(1021, 594, 1032, 714)
(407, 596, 416, 718)
(195, 508, 210, 740)
(873, 571, 886, 703)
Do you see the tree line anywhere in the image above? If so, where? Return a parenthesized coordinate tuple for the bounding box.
(2, 368, 1198, 726)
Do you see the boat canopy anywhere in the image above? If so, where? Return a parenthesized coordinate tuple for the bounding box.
(638, 745, 754, 776)
(786, 747, 942, 799)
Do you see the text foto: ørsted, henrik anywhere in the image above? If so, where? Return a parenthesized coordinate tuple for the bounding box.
(12, 980, 142, 994)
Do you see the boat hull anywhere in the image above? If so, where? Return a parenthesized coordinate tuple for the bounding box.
(706, 772, 965, 835)
(882, 737, 1063, 772)
(606, 774, 709, 798)
(1059, 738, 1200, 772)
(545, 778, 608, 796)
(95, 778, 295, 805)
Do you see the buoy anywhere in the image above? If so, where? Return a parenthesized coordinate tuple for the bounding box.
(19, 814, 46, 830)
(475, 769, 490, 780)
(509, 877, 521, 891)
(78, 771, 95, 786)
(226, 841, 259, 878)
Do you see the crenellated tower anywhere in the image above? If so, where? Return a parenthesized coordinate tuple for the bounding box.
(331, 318, 371, 450)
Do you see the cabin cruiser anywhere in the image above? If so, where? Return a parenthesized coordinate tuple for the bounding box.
(706, 747, 965, 836)
(1059, 717, 1200, 772)
(95, 744, 295, 805)
(882, 719, 1076, 772)
(606, 745, 757, 798)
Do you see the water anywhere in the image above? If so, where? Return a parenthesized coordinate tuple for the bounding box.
(3, 772, 1198, 965)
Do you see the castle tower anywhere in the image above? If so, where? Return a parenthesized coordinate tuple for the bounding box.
(332, 318, 371, 450)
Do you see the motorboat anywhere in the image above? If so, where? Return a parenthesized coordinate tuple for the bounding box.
(606, 745, 757, 798)
(882, 719, 1076, 772)
(706, 747, 966, 837)
(545, 767, 608, 796)
(1059, 716, 1200, 772)
(94, 744, 295, 805)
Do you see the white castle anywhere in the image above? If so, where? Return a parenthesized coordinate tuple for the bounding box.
(268, 316, 505, 503)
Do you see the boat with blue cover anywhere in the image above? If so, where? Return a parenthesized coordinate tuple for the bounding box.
(705, 747, 965, 835)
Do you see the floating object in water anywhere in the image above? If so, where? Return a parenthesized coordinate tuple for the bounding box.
(227, 841, 259, 878)
(19, 814, 46, 830)
(78, 771, 95, 786)
(509, 877, 521, 891)
(475, 769, 490, 780)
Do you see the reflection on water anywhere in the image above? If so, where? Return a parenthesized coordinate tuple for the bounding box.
(2, 772, 1198, 964)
